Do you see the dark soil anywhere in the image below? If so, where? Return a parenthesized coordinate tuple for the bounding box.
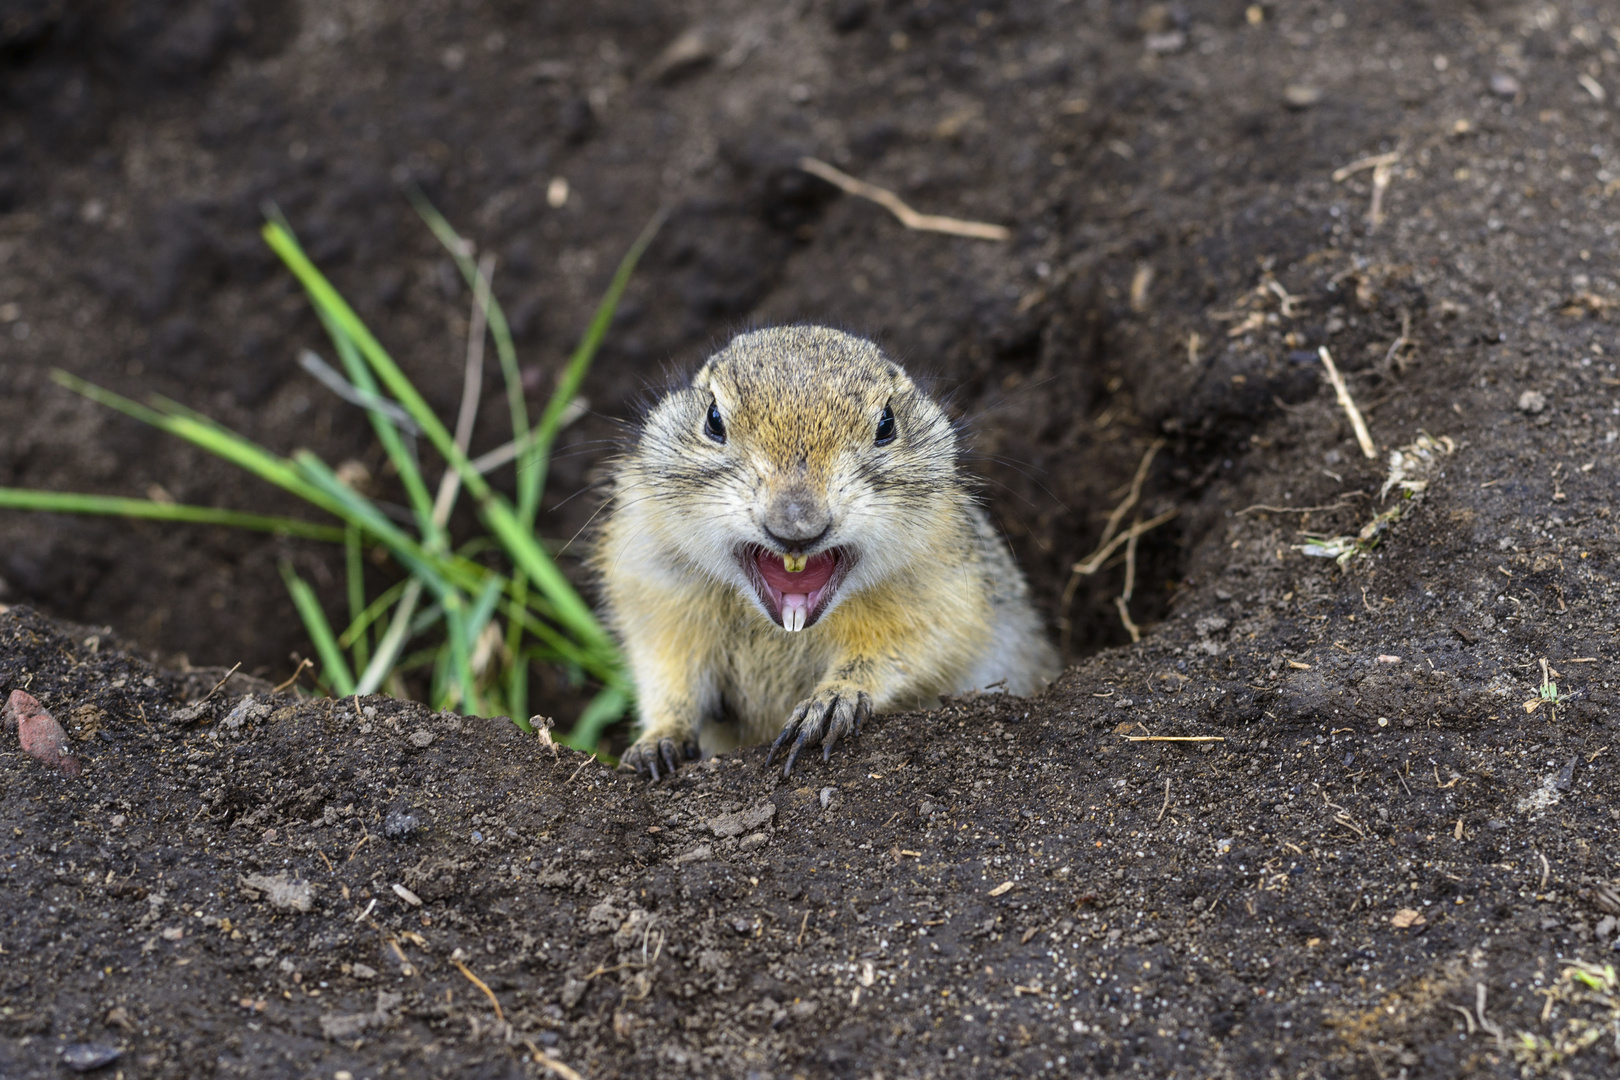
(5, 0, 1620, 1076)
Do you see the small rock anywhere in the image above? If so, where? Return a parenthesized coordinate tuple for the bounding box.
(1490, 72, 1522, 98)
(383, 804, 421, 840)
(646, 24, 722, 83)
(408, 729, 435, 748)
(3, 689, 81, 776)
(738, 831, 769, 853)
(318, 990, 399, 1041)
(391, 883, 424, 908)
(319, 1012, 376, 1040)
(706, 801, 776, 838)
(351, 962, 378, 980)
(1144, 30, 1186, 54)
(61, 1043, 122, 1072)
(1282, 84, 1323, 109)
(820, 787, 836, 810)
(560, 977, 588, 1008)
(222, 695, 270, 733)
(239, 872, 314, 913)
(585, 901, 625, 934)
(1596, 915, 1617, 940)
(787, 1000, 818, 1021)
(672, 844, 713, 865)
(1517, 390, 1546, 414)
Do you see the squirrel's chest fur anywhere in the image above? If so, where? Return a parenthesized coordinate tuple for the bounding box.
(641, 542, 998, 751)
(592, 325, 1058, 773)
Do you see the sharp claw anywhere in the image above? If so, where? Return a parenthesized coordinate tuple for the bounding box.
(784, 728, 813, 777)
(660, 739, 678, 778)
(765, 724, 795, 768)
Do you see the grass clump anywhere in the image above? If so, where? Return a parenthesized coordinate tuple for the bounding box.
(0, 198, 659, 751)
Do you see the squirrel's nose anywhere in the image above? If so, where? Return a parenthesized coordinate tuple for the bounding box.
(763, 492, 831, 552)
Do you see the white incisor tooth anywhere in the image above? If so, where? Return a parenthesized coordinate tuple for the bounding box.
(782, 595, 809, 632)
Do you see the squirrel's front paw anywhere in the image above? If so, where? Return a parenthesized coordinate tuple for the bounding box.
(765, 688, 871, 778)
(621, 734, 699, 780)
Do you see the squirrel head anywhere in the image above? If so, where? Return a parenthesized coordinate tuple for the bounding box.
(622, 326, 963, 632)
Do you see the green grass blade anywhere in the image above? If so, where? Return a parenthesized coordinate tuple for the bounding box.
(291, 451, 456, 595)
(466, 574, 504, 641)
(522, 207, 667, 522)
(264, 221, 619, 669)
(354, 578, 423, 696)
(267, 215, 438, 547)
(322, 320, 439, 545)
(0, 489, 344, 541)
(504, 574, 531, 727)
(263, 222, 469, 480)
(344, 525, 371, 673)
(339, 577, 408, 650)
(52, 371, 357, 524)
(408, 190, 530, 470)
(561, 684, 630, 752)
(440, 592, 480, 715)
(279, 560, 356, 696)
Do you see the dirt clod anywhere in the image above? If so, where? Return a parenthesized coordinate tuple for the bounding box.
(238, 873, 315, 914)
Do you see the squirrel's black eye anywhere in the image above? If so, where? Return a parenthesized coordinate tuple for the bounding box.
(704, 401, 726, 443)
(874, 403, 897, 446)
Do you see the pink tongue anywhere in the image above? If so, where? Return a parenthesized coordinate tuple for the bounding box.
(756, 550, 836, 593)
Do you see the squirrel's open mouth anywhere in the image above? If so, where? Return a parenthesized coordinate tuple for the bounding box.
(739, 544, 854, 632)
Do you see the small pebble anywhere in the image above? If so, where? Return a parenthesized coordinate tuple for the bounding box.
(61, 1043, 122, 1072)
(1283, 84, 1323, 109)
(408, 729, 435, 748)
(1490, 72, 1522, 98)
(383, 805, 420, 840)
(1144, 30, 1186, 54)
(3, 689, 81, 776)
(1517, 390, 1546, 414)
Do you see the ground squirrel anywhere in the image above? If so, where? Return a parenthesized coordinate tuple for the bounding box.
(595, 326, 1058, 778)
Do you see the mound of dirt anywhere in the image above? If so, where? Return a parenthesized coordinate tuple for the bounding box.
(4, 1, 1620, 1077)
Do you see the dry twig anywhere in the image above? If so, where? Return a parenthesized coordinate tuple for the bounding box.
(1072, 508, 1179, 580)
(1317, 347, 1376, 459)
(431, 252, 497, 527)
(451, 958, 505, 1022)
(1120, 735, 1225, 743)
(566, 754, 597, 783)
(273, 658, 313, 693)
(1237, 499, 1361, 515)
(798, 157, 1011, 241)
(1332, 151, 1401, 230)
(1114, 516, 1144, 643)
(523, 1041, 585, 1080)
(1331, 151, 1400, 182)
